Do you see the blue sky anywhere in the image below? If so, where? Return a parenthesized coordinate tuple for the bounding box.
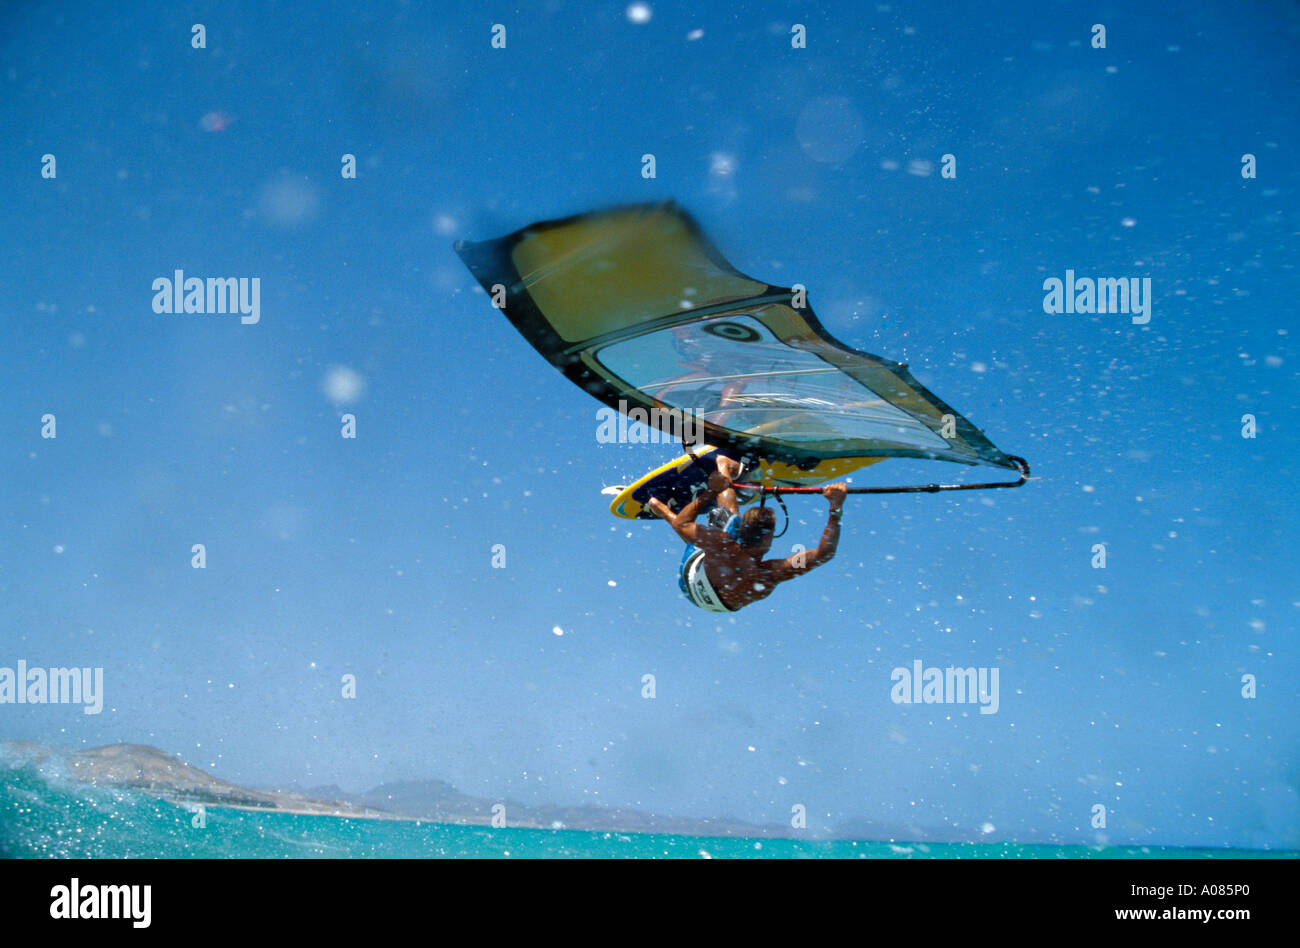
(1, 0, 1297, 848)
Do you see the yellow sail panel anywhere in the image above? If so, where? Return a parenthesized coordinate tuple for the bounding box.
(508, 205, 765, 344)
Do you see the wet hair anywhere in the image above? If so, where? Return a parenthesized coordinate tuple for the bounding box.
(735, 507, 776, 548)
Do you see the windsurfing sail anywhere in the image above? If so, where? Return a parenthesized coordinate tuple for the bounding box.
(454, 202, 1026, 490)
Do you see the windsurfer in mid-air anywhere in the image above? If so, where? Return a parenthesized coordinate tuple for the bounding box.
(648, 453, 847, 612)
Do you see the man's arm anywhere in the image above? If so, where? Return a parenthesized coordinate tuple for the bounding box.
(767, 483, 846, 581)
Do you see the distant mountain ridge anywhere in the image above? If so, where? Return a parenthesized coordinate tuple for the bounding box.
(0, 742, 812, 838)
(3, 741, 393, 819)
(2, 740, 1006, 843)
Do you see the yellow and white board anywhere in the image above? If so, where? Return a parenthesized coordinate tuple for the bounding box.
(608, 446, 885, 520)
(608, 446, 725, 520)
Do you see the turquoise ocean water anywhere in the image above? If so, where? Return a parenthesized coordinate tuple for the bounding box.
(2, 761, 1291, 859)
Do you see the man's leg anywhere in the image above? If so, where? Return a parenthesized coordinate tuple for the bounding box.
(649, 453, 745, 542)
(712, 454, 744, 516)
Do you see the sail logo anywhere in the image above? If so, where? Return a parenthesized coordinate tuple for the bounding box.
(596, 401, 704, 444)
(151, 270, 260, 324)
(0, 660, 104, 714)
(49, 879, 151, 928)
(890, 660, 1000, 714)
(1042, 270, 1151, 324)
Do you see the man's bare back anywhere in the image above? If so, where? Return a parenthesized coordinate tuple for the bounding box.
(649, 454, 847, 611)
